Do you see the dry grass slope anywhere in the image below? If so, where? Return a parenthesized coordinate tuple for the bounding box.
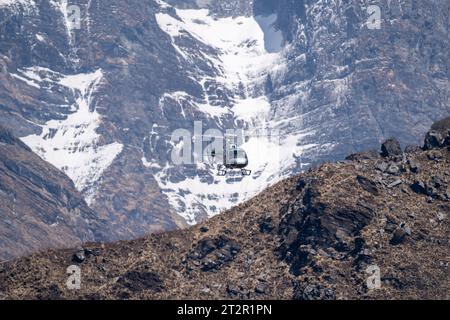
(0, 119, 449, 300)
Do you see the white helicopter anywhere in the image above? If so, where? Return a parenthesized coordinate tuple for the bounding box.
(209, 135, 251, 177)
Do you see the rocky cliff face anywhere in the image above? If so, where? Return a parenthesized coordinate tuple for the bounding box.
(0, 126, 106, 261)
(1, 120, 448, 300)
(266, 0, 449, 163)
(0, 0, 448, 240)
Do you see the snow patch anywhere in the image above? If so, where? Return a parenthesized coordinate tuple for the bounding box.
(19, 68, 123, 203)
(254, 14, 284, 53)
(232, 97, 271, 123)
(0, 0, 35, 10)
(35, 34, 45, 42)
(156, 8, 284, 93)
(11, 72, 41, 88)
(49, 0, 77, 44)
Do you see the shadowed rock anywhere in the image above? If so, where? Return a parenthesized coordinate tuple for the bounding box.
(381, 138, 403, 158)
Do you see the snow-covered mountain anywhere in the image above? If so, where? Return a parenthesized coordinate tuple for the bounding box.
(0, 0, 448, 239)
(152, 5, 299, 224)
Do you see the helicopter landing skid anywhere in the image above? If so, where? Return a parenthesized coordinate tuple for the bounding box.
(216, 165, 251, 177)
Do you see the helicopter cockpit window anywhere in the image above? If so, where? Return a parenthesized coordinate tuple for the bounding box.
(227, 149, 248, 165)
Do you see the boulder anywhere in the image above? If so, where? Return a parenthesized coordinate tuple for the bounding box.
(356, 175, 379, 195)
(424, 131, 445, 150)
(375, 162, 389, 172)
(381, 138, 403, 158)
(255, 283, 267, 294)
(400, 222, 412, 236)
(411, 180, 427, 195)
(408, 160, 420, 173)
(437, 212, 447, 222)
(390, 228, 407, 245)
(423, 117, 450, 150)
(390, 223, 412, 245)
(72, 248, 86, 263)
(296, 179, 307, 191)
(226, 285, 241, 298)
(259, 215, 275, 233)
(386, 163, 400, 175)
(388, 180, 403, 189)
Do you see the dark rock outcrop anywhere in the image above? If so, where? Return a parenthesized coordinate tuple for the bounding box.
(0, 127, 31, 152)
(424, 117, 450, 150)
(279, 177, 377, 276)
(186, 235, 241, 272)
(390, 223, 412, 246)
(381, 138, 403, 158)
(356, 175, 379, 196)
(424, 131, 446, 150)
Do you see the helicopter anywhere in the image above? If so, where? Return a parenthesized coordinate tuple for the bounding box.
(210, 135, 252, 177)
